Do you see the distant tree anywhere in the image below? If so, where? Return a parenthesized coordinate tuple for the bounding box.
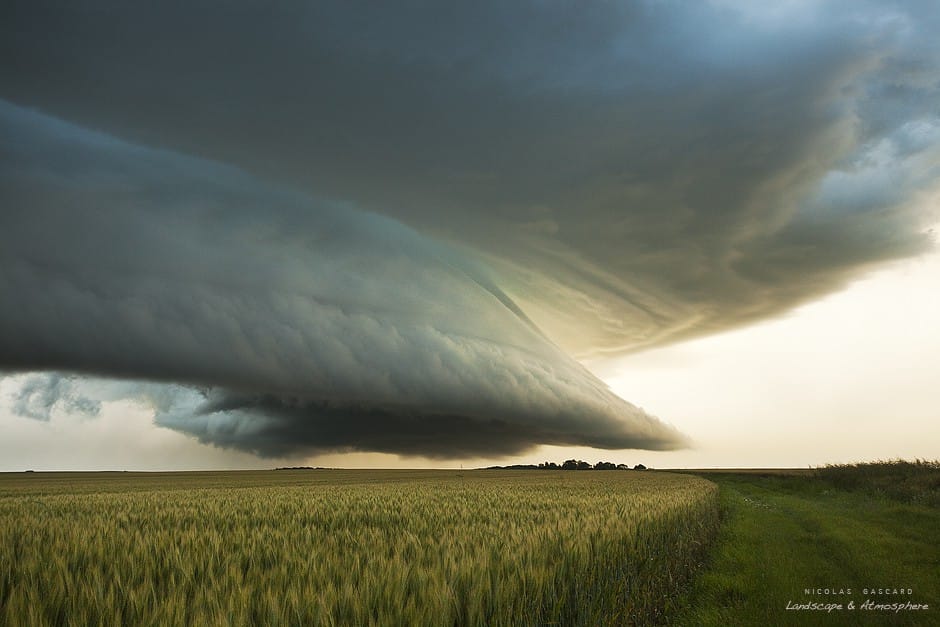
(633, 463, 647, 470)
(594, 461, 617, 470)
(562, 459, 591, 470)
(538, 461, 559, 470)
(616, 464, 630, 470)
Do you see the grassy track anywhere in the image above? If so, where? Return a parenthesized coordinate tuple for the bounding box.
(670, 471, 940, 626)
(0, 470, 718, 626)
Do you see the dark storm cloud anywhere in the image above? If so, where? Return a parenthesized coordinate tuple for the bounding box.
(0, 102, 686, 456)
(1, 1, 938, 456)
(2, 0, 936, 358)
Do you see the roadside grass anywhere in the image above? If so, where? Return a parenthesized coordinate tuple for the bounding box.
(814, 459, 940, 507)
(670, 468, 940, 626)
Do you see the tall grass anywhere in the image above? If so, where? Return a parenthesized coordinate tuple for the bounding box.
(0, 470, 718, 626)
(814, 459, 940, 506)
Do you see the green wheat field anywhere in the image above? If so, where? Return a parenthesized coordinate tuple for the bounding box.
(3, 463, 938, 626)
(0, 470, 719, 626)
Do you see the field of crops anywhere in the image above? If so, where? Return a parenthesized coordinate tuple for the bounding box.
(0, 469, 718, 626)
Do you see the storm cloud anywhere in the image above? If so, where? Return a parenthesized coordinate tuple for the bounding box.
(10, 373, 101, 422)
(1, 1, 938, 458)
(0, 102, 685, 457)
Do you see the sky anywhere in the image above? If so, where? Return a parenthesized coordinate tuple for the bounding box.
(1, 1, 938, 469)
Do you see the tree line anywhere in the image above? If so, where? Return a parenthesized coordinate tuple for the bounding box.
(485, 460, 648, 470)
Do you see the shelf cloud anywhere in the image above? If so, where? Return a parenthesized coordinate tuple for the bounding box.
(1, 1, 938, 458)
(0, 102, 685, 457)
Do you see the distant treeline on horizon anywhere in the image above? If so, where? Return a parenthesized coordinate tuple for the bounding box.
(272, 461, 650, 471)
(484, 460, 648, 471)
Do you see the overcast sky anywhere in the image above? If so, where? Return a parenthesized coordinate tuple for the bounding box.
(1, 1, 938, 469)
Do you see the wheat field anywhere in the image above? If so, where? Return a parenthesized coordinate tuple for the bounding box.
(0, 470, 718, 626)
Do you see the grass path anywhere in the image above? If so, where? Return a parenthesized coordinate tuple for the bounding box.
(671, 473, 940, 626)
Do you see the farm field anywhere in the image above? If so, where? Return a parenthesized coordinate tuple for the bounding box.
(671, 464, 940, 626)
(0, 469, 718, 626)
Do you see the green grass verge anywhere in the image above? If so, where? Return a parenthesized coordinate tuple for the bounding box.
(815, 460, 940, 507)
(670, 470, 940, 626)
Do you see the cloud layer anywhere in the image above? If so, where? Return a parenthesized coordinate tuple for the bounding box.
(0, 102, 685, 457)
(2, 0, 937, 357)
(1, 1, 938, 458)
(10, 373, 101, 422)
